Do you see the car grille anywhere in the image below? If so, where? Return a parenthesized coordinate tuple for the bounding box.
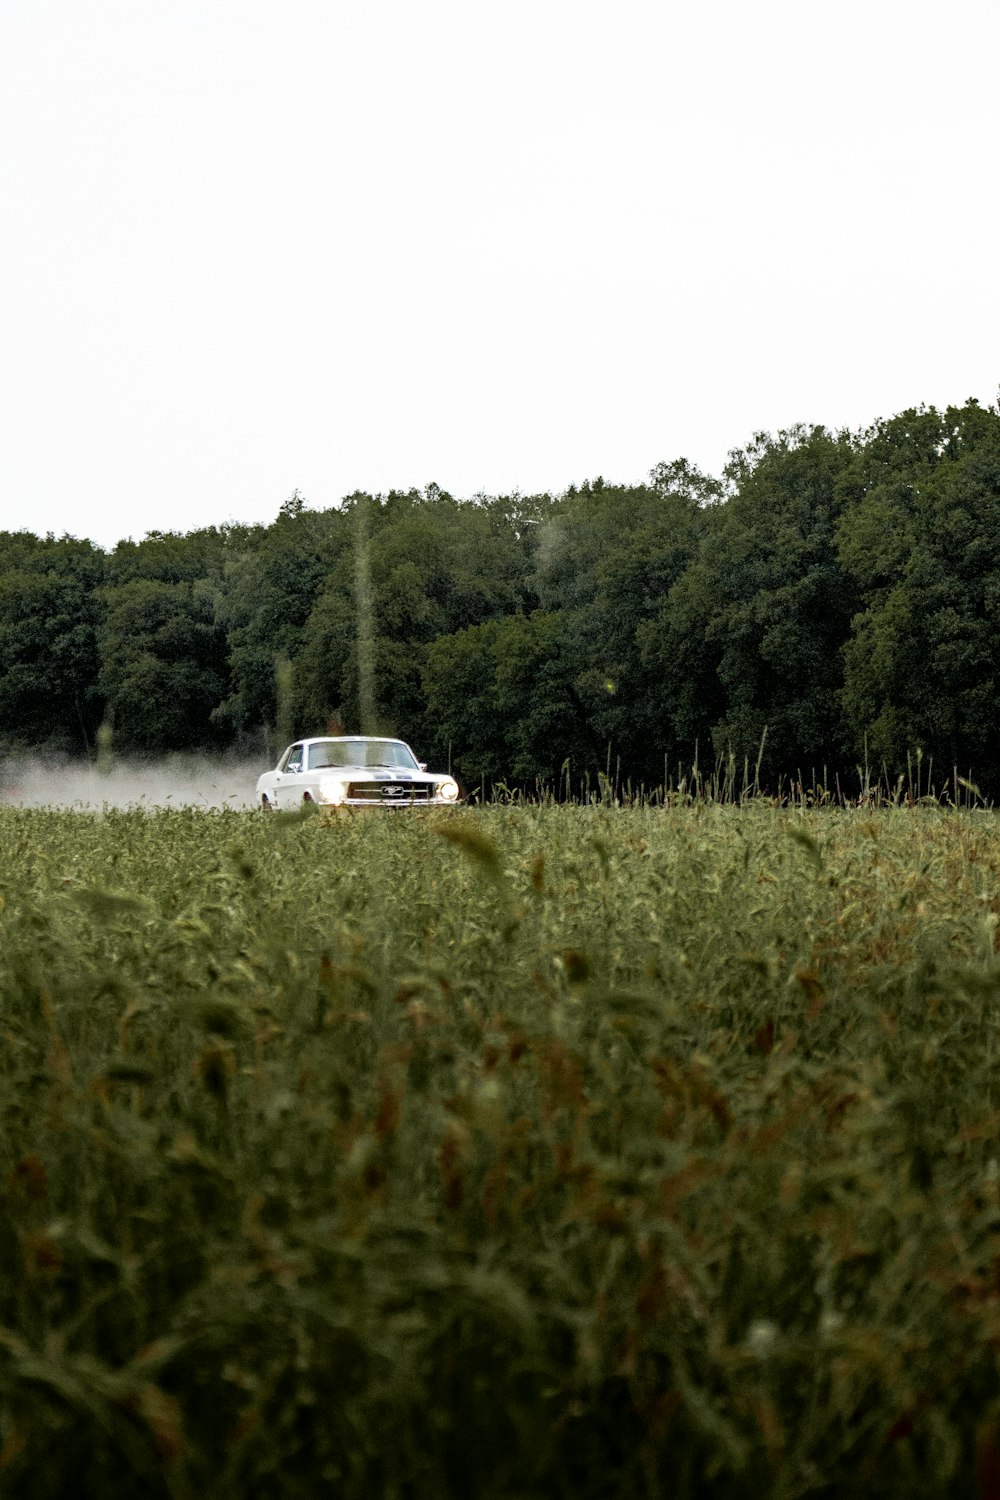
(346, 781, 436, 802)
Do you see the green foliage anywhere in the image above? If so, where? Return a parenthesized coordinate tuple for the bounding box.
(107, 526, 239, 587)
(0, 533, 107, 751)
(295, 488, 545, 745)
(534, 469, 709, 780)
(643, 426, 857, 771)
(836, 401, 1000, 770)
(4, 804, 1000, 1495)
(97, 578, 229, 752)
(212, 502, 346, 743)
(422, 611, 596, 784)
(4, 397, 1000, 789)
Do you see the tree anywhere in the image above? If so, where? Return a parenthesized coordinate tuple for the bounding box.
(534, 465, 712, 781)
(642, 427, 857, 779)
(0, 533, 107, 750)
(836, 400, 1000, 782)
(212, 501, 347, 745)
(295, 488, 553, 748)
(422, 611, 598, 788)
(97, 578, 229, 752)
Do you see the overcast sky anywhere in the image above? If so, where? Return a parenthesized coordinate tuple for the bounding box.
(2, 0, 998, 550)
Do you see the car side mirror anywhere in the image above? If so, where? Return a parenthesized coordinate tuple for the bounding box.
(419, 762, 427, 771)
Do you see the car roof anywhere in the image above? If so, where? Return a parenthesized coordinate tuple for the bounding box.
(298, 735, 406, 745)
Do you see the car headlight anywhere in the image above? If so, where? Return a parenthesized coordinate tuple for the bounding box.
(438, 778, 460, 802)
(319, 781, 347, 805)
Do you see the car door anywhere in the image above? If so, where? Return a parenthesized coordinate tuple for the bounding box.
(275, 743, 304, 808)
(300, 742, 325, 802)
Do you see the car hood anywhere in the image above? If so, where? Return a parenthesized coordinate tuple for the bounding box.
(314, 767, 440, 781)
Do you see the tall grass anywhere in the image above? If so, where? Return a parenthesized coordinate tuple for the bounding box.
(516, 748, 985, 810)
(3, 802, 1000, 1497)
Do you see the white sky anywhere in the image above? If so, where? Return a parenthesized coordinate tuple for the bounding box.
(2, 0, 998, 550)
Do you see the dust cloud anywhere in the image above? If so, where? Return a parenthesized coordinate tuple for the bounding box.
(0, 753, 269, 810)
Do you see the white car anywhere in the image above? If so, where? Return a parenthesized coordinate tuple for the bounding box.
(257, 736, 461, 811)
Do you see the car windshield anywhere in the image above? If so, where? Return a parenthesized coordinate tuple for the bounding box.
(307, 739, 419, 771)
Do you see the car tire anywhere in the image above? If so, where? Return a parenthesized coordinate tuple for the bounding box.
(261, 795, 274, 813)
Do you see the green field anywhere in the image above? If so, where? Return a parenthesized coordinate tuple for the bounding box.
(3, 803, 1000, 1498)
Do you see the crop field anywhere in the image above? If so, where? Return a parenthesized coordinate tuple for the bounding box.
(4, 802, 1000, 1498)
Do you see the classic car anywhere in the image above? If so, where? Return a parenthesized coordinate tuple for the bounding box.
(256, 736, 461, 811)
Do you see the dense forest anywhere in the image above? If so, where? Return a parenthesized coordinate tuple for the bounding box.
(3, 398, 1000, 796)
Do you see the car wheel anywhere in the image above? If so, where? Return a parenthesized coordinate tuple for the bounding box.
(261, 795, 274, 813)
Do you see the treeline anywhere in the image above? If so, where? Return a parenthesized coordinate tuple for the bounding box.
(3, 398, 1000, 794)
